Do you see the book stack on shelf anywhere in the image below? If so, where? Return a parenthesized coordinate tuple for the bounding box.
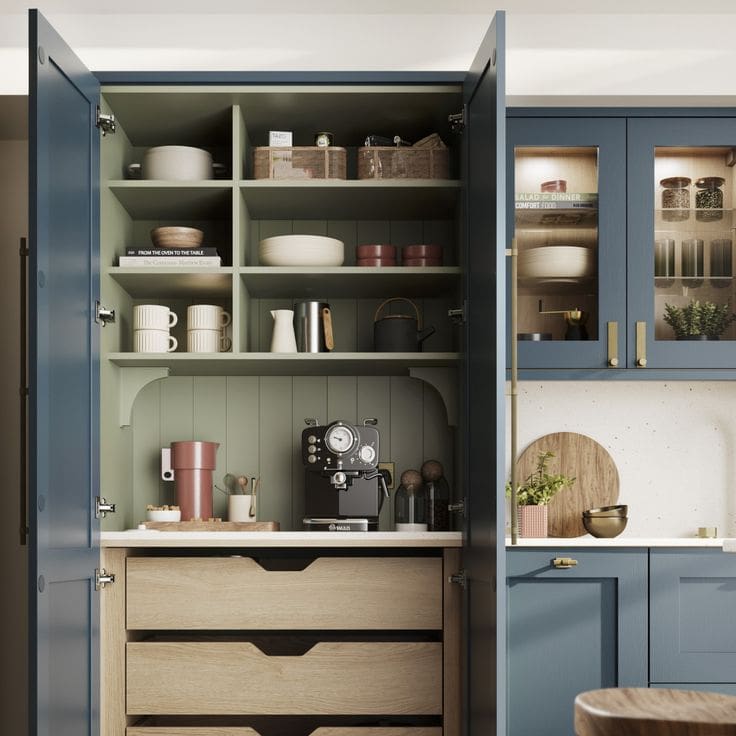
(118, 226, 222, 267)
(118, 247, 222, 267)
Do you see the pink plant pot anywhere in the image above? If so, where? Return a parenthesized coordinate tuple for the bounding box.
(518, 505, 548, 538)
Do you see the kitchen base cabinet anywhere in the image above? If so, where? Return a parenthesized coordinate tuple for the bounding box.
(506, 549, 648, 736)
(101, 546, 460, 736)
(650, 550, 736, 686)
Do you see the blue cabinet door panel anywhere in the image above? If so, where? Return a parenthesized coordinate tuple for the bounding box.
(463, 12, 506, 736)
(650, 550, 736, 682)
(29, 10, 100, 736)
(507, 550, 648, 736)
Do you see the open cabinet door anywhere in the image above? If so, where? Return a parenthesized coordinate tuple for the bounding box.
(462, 11, 506, 736)
(29, 10, 100, 736)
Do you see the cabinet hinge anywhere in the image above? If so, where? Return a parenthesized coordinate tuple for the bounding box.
(95, 496, 116, 519)
(448, 569, 467, 588)
(448, 107, 466, 133)
(96, 106, 116, 136)
(448, 498, 465, 516)
(95, 300, 116, 327)
(448, 303, 467, 325)
(95, 568, 115, 591)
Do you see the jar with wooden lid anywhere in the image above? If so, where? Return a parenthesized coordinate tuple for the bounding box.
(660, 176, 691, 221)
(695, 176, 725, 221)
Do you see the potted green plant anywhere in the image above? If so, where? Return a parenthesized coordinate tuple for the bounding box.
(663, 299, 736, 340)
(506, 451, 575, 537)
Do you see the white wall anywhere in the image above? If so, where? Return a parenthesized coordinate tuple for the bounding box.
(508, 382, 736, 538)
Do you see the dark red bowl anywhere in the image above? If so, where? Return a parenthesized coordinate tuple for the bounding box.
(403, 244, 443, 258)
(356, 244, 397, 258)
(356, 257, 398, 267)
(402, 257, 443, 267)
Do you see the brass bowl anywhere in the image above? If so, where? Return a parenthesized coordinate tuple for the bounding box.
(583, 504, 627, 518)
(582, 515, 628, 538)
(150, 226, 204, 249)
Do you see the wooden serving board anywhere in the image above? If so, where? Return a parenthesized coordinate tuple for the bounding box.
(515, 432, 619, 537)
(141, 520, 280, 532)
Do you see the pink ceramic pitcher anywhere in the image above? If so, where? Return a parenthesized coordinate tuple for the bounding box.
(170, 441, 219, 520)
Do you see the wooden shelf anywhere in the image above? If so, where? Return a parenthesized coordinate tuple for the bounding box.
(107, 181, 233, 219)
(239, 179, 461, 219)
(107, 352, 460, 376)
(107, 267, 233, 298)
(240, 266, 461, 298)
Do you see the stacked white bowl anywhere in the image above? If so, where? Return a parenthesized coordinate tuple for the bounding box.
(518, 246, 595, 280)
(258, 234, 345, 266)
(133, 304, 178, 352)
(187, 304, 232, 353)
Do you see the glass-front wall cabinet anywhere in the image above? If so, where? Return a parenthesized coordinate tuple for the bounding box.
(508, 118, 626, 370)
(629, 119, 736, 369)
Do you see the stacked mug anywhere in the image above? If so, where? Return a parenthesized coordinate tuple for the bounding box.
(133, 304, 178, 352)
(187, 304, 232, 352)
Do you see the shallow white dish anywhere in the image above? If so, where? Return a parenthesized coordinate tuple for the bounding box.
(259, 234, 345, 266)
(519, 246, 594, 279)
(145, 508, 181, 522)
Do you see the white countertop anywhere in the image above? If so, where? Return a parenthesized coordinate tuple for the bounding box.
(505, 536, 726, 548)
(101, 530, 463, 548)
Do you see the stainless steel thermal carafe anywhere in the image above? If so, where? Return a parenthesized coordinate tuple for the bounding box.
(294, 300, 334, 352)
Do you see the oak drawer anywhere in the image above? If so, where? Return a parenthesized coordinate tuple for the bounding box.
(126, 642, 442, 715)
(126, 557, 442, 630)
(127, 729, 443, 736)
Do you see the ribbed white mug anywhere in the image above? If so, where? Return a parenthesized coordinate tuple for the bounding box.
(133, 304, 178, 330)
(134, 329, 178, 353)
(187, 304, 231, 331)
(187, 329, 232, 353)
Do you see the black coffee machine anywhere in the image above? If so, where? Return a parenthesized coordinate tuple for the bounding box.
(302, 418, 389, 531)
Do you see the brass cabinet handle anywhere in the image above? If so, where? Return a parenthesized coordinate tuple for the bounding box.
(607, 321, 619, 367)
(552, 557, 578, 569)
(635, 321, 647, 367)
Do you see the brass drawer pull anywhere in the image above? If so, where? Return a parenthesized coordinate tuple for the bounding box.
(552, 557, 578, 569)
(635, 321, 647, 367)
(607, 321, 619, 367)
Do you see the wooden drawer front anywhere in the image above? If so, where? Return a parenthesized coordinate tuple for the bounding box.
(127, 730, 443, 736)
(126, 642, 442, 715)
(126, 557, 442, 630)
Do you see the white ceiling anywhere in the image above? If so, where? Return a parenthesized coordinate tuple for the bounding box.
(1, 4, 736, 100)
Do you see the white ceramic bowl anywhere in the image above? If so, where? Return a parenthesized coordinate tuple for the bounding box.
(258, 234, 345, 266)
(128, 146, 221, 181)
(145, 508, 181, 522)
(518, 246, 594, 279)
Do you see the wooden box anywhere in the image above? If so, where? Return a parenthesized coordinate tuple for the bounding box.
(253, 146, 347, 180)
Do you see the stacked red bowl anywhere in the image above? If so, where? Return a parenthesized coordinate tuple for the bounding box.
(356, 244, 397, 267)
(402, 244, 443, 266)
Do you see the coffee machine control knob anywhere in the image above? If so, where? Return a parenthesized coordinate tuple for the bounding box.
(307, 454, 317, 464)
(307, 435, 317, 445)
(359, 445, 376, 464)
(308, 444, 317, 454)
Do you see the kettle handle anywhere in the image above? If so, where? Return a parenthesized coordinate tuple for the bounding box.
(322, 307, 335, 351)
(374, 297, 421, 327)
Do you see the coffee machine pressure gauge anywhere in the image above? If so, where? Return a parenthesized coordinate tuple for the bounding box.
(324, 422, 358, 455)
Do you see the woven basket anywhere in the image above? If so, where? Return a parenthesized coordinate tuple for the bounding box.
(357, 146, 450, 180)
(253, 146, 347, 180)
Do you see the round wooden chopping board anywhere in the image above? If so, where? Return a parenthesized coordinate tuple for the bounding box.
(515, 432, 620, 537)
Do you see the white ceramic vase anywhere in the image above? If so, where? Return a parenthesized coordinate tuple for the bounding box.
(270, 309, 298, 352)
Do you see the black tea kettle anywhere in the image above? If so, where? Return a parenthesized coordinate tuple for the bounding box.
(373, 297, 436, 352)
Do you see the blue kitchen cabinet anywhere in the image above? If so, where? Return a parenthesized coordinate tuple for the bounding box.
(506, 549, 648, 736)
(508, 110, 736, 375)
(650, 549, 736, 684)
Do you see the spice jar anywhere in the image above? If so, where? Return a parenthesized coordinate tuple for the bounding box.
(695, 177, 725, 221)
(660, 177, 691, 221)
(421, 459, 450, 531)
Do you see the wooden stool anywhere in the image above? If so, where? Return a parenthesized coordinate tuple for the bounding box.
(575, 688, 736, 736)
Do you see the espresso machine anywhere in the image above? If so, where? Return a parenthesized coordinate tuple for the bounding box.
(302, 418, 389, 531)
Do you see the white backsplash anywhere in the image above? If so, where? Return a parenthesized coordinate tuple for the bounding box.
(506, 381, 736, 539)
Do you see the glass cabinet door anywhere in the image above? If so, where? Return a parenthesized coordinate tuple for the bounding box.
(507, 117, 626, 370)
(628, 118, 736, 369)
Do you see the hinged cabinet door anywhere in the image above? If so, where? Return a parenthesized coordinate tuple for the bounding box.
(29, 10, 101, 736)
(628, 117, 736, 369)
(462, 11, 506, 736)
(507, 116, 627, 370)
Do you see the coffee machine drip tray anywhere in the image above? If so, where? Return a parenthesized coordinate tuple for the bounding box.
(303, 517, 377, 532)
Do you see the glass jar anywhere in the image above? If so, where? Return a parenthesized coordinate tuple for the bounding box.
(695, 177, 725, 221)
(660, 176, 691, 221)
(654, 238, 675, 288)
(710, 238, 733, 287)
(394, 478, 428, 531)
(681, 238, 704, 287)
(421, 459, 450, 531)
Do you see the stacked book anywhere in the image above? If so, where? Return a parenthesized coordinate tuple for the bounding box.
(118, 247, 221, 267)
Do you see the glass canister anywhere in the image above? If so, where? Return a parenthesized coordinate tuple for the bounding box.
(681, 238, 705, 288)
(394, 469, 428, 531)
(695, 177, 725, 221)
(660, 176, 691, 221)
(654, 238, 676, 288)
(421, 459, 450, 531)
(710, 238, 733, 287)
